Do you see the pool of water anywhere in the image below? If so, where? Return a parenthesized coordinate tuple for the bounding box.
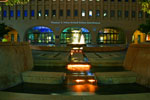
(3, 83, 150, 95)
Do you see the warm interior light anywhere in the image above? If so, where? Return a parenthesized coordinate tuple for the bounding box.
(75, 79, 85, 83)
(73, 47, 79, 50)
(88, 79, 96, 83)
(67, 64, 91, 71)
(72, 84, 97, 93)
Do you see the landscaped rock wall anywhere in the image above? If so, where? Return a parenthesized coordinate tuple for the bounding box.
(0, 42, 33, 90)
(124, 44, 150, 88)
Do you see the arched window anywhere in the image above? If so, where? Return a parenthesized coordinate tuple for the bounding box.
(98, 28, 124, 44)
(26, 26, 55, 45)
(61, 27, 91, 44)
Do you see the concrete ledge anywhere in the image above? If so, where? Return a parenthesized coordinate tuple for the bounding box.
(0, 42, 29, 46)
(95, 71, 137, 84)
(0, 42, 33, 90)
(124, 44, 150, 88)
(22, 71, 65, 84)
(31, 45, 126, 52)
(0, 92, 150, 100)
(31, 46, 71, 51)
(83, 46, 126, 52)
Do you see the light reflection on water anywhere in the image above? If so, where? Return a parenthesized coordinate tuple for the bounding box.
(71, 84, 98, 95)
(65, 47, 97, 95)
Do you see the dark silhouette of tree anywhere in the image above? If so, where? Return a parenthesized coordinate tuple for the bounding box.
(0, 23, 10, 38)
(138, 20, 150, 34)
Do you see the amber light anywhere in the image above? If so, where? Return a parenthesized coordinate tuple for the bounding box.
(72, 84, 97, 93)
(88, 79, 96, 83)
(0, 0, 8, 2)
(67, 64, 91, 71)
(75, 79, 85, 83)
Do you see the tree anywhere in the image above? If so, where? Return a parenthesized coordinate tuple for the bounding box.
(0, 23, 11, 38)
(138, 20, 150, 34)
(139, 0, 150, 14)
(5, 0, 30, 6)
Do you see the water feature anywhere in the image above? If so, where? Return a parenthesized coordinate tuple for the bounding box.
(3, 48, 150, 95)
(65, 47, 98, 95)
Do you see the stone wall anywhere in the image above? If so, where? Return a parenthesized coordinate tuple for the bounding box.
(124, 44, 150, 88)
(31, 45, 126, 52)
(0, 42, 33, 90)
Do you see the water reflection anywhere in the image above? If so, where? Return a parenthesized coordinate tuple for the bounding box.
(72, 84, 98, 94)
(65, 46, 97, 94)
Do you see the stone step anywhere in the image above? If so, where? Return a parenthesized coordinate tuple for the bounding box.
(22, 71, 65, 84)
(95, 71, 137, 84)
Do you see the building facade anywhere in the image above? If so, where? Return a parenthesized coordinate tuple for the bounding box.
(0, 0, 149, 46)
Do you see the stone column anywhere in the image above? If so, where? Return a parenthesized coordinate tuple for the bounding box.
(91, 29, 98, 45)
(124, 30, 135, 44)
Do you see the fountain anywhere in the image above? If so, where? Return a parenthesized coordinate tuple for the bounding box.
(67, 30, 86, 47)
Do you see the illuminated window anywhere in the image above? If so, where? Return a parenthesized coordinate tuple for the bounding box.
(3, 10, 7, 17)
(53, 0, 56, 1)
(96, 10, 100, 17)
(103, 10, 107, 17)
(38, 10, 42, 17)
(74, 0, 78, 1)
(89, 10, 92, 16)
(10, 10, 13, 17)
(98, 28, 122, 44)
(45, 10, 49, 17)
(24, 10, 27, 17)
(96, 0, 100, 1)
(82, 10, 86, 17)
(89, 0, 92, 1)
(31, 10, 34, 17)
(52, 10, 56, 17)
(82, 0, 85, 1)
(27, 26, 55, 45)
(17, 10, 21, 17)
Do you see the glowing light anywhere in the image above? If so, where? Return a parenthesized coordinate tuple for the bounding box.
(72, 30, 80, 33)
(79, 34, 85, 44)
(75, 79, 85, 83)
(88, 79, 96, 83)
(80, 47, 83, 49)
(72, 84, 97, 93)
(0, 0, 8, 2)
(146, 34, 150, 41)
(73, 47, 79, 50)
(67, 64, 91, 71)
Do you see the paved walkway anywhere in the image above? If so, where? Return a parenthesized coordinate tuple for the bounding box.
(0, 92, 150, 100)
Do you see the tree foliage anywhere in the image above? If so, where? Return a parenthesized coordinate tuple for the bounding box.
(5, 0, 30, 6)
(139, 0, 150, 14)
(0, 23, 10, 38)
(138, 20, 150, 34)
